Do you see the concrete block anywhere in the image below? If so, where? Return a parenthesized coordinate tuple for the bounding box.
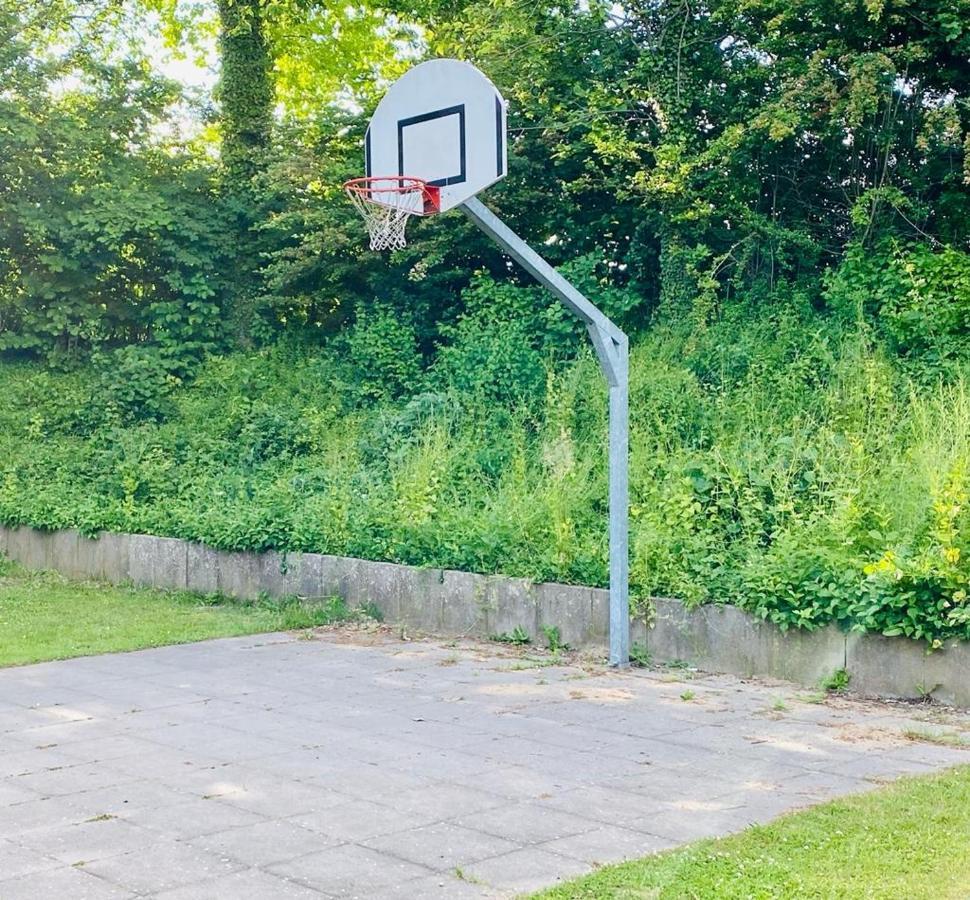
(392, 566, 440, 635)
(925, 641, 970, 707)
(355, 560, 408, 622)
(217, 550, 259, 600)
(589, 588, 610, 646)
(536, 582, 595, 650)
(152, 537, 188, 591)
(74, 534, 103, 580)
(437, 569, 487, 637)
(0, 525, 10, 555)
(98, 532, 130, 583)
(49, 530, 79, 577)
(482, 575, 537, 640)
(706, 604, 774, 676)
(3, 527, 21, 564)
(23, 528, 53, 571)
(647, 597, 709, 666)
(648, 597, 846, 688)
(845, 632, 929, 700)
(255, 551, 288, 598)
(128, 534, 156, 587)
(186, 542, 219, 595)
(8, 528, 25, 563)
(7, 526, 25, 563)
(647, 598, 845, 685)
(285, 553, 323, 599)
(629, 614, 649, 649)
(651, 601, 763, 675)
(764, 622, 846, 687)
(319, 554, 360, 604)
(2, 526, 46, 571)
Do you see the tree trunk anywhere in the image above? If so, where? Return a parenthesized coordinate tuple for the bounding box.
(216, 0, 273, 344)
(216, 0, 273, 187)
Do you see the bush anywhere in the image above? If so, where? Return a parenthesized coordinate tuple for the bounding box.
(346, 305, 423, 403)
(93, 346, 181, 425)
(826, 242, 970, 370)
(432, 275, 573, 407)
(0, 27, 229, 364)
(881, 245, 970, 366)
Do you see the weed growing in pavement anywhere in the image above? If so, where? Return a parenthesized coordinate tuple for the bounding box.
(800, 691, 828, 704)
(489, 626, 532, 645)
(823, 668, 852, 693)
(541, 624, 569, 652)
(630, 642, 652, 667)
(902, 729, 969, 748)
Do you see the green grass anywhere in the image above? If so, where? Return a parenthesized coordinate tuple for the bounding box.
(0, 560, 348, 667)
(530, 766, 970, 900)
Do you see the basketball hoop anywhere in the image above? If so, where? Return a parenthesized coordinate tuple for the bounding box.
(343, 176, 440, 251)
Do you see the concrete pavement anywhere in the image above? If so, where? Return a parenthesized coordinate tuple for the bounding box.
(1, 629, 968, 898)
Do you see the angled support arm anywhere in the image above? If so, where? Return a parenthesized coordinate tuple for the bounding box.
(459, 196, 630, 667)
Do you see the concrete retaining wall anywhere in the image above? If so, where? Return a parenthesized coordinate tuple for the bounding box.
(2, 525, 968, 706)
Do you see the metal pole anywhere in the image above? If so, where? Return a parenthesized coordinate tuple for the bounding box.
(459, 197, 630, 667)
(609, 336, 630, 667)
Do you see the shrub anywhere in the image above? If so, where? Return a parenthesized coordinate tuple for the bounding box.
(432, 275, 575, 408)
(346, 305, 422, 403)
(826, 242, 970, 371)
(93, 346, 181, 425)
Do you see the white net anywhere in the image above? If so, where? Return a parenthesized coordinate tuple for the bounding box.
(344, 178, 429, 251)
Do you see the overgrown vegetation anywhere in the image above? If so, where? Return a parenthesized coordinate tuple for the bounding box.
(530, 765, 970, 900)
(0, 0, 967, 645)
(2, 293, 969, 643)
(0, 560, 349, 666)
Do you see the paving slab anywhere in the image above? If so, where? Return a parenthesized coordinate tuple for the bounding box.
(0, 836, 62, 880)
(361, 821, 518, 872)
(188, 819, 337, 868)
(13, 815, 156, 866)
(266, 842, 434, 895)
(1, 631, 968, 898)
(462, 846, 593, 895)
(152, 867, 328, 899)
(80, 840, 245, 894)
(0, 865, 136, 899)
(538, 824, 677, 867)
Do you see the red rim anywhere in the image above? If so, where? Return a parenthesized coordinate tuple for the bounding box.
(343, 176, 440, 215)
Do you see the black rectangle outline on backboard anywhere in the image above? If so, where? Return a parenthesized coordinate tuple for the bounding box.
(365, 127, 372, 178)
(495, 97, 504, 177)
(397, 104, 466, 186)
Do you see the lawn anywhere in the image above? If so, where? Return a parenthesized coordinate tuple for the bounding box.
(0, 557, 347, 667)
(532, 765, 970, 900)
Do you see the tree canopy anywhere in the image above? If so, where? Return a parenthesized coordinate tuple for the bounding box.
(1, 0, 967, 355)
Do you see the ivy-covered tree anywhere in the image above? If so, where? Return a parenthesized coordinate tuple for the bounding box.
(144, 0, 414, 340)
(215, 0, 273, 186)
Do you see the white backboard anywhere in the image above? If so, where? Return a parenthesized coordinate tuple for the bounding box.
(365, 59, 508, 213)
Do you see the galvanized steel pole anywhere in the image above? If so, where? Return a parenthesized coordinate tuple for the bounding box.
(460, 197, 630, 666)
